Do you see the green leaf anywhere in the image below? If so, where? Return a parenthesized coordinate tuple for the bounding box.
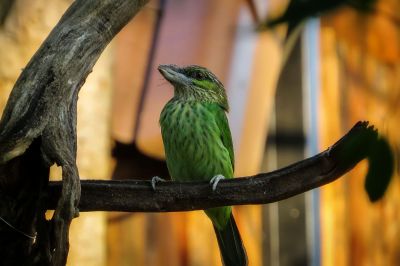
(365, 136, 394, 202)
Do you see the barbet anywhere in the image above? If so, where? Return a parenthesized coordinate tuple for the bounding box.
(158, 64, 247, 266)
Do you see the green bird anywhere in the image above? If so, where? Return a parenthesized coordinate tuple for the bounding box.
(157, 64, 247, 266)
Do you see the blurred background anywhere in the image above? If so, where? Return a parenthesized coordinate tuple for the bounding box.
(0, 0, 399, 265)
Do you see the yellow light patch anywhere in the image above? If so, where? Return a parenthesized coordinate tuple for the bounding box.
(193, 79, 215, 90)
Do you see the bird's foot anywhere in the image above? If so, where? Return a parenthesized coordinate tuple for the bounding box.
(151, 176, 166, 190)
(210, 174, 225, 191)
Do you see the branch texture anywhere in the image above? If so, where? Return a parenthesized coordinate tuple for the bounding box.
(47, 121, 377, 212)
(0, 0, 148, 265)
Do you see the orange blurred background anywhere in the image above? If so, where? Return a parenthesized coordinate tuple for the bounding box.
(0, 0, 399, 265)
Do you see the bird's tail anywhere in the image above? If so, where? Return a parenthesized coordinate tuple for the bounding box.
(213, 214, 248, 266)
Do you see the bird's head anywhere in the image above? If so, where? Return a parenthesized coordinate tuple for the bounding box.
(158, 64, 229, 111)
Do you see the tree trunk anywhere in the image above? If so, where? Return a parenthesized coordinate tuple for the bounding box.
(0, 0, 148, 265)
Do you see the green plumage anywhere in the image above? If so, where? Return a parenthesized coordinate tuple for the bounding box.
(158, 64, 247, 266)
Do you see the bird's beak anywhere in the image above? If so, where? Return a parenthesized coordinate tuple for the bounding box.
(158, 64, 189, 86)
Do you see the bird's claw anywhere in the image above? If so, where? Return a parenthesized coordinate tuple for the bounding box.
(210, 175, 225, 191)
(151, 176, 166, 190)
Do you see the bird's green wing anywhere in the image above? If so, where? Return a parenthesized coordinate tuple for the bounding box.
(208, 103, 235, 172)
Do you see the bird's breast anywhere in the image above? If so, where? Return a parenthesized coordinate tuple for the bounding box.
(160, 101, 231, 181)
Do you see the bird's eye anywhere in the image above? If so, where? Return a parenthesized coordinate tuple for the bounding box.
(193, 72, 205, 80)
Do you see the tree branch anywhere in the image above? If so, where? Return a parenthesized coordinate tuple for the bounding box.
(47, 121, 377, 212)
(0, 0, 149, 264)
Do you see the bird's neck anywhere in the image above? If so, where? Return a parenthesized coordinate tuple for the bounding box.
(173, 85, 204, 102)
(172, 86, 229, 111)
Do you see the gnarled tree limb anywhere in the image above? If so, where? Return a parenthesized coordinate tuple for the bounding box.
(46, 121, 377, 212)
(0, 0, 148, 265)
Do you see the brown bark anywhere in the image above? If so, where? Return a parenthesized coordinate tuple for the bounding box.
(0, 0, 148, 265)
